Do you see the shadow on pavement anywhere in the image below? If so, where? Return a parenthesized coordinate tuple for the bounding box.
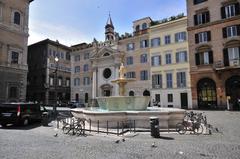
(159, 136, 175, 140)
(0, 122, 50, 130)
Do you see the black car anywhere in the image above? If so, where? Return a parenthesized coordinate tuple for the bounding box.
(0, 103, 48, 127)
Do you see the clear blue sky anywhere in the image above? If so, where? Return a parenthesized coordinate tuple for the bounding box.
(29, 0, 186, 46)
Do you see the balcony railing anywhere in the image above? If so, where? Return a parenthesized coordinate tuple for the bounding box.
(214, 59, 240, 71)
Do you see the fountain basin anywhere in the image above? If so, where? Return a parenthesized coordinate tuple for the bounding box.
(96, 96, 150, 111)
(71, 107, 185, 129)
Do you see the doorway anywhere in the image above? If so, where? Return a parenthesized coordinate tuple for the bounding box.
(225, 75, 240, 110)
(197, 78, 217, 109)
(180, 93, 188, 109)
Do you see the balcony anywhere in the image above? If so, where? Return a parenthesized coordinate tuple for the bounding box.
(133, 29, 148, 36)
(214, 59, 240, 71)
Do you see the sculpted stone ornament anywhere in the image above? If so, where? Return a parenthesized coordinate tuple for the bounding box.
(119, 63, 126, 79)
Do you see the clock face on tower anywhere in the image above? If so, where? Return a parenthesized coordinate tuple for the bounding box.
(103, 68, 112, 79)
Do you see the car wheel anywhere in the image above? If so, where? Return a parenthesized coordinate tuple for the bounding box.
(22, 118, 29, 126)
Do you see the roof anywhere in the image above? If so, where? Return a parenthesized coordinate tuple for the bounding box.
(28, 39, 71, 51)
(105, 13, 114, 29)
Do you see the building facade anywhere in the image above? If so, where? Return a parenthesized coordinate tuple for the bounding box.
(27, 39, 71, 105)
(0, 0, 33, 103)
(150, 17, 192, 109)
(187, 0, 240, 110)
(71, 16, 153, 105)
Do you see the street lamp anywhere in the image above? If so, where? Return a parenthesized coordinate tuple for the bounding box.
(53, 55, 59, 118)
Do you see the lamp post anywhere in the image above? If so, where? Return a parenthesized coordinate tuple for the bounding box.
(53, 56, 59, 118)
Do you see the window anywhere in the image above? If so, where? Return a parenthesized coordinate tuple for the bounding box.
(194, 11, 210, 25)
(176, 51, 187, 63)
(126, 56, 133, 65)
(84, 53, 89, 59)
(74, 66, 80, 73)
(74, 78, 80, 86)
(165, 35, 171, 44)
(140, 54, 148, 63)
(195, 31, 211, 43)
(166, 73, 173, 88)
(151, 55, 161, 66)
(126, 72, 136, 78)
(9, 87, 17, 98)
(66, 78, 70, 87)
(194, 0, 207, 5)
(140, 39, 149, 48)
(11, 51, 19, 64)
(223, 25, 240, 38)
(83, 64, 89, 72)
(103, 68, 112, 79)
(83, 77, 90, 85)
(74, 55, 80, 61)
(127, 43, 134, 51)
(135, 25, 140, 32)
(175, 32, 187, 42)
(177, 72, 186, 88)
(151, 37, 161, 47)
(13, 11, 20, 25)
(49, 77, 54, 86)
(58, 77, 62, 86)
(152, 74, 162, 88)
(221, 3, 240, 19)
(142, 23, 147, 30)
(48, 49, 52, 56)
(195, 51, 213, 65)
(60, 52, 64, 59)
(168, 94, 173, 102)
(228, 47, 239, 60)
(165, 53, 172, 64)
(140, 70, 148, 80)
(66, 52, 71, 60)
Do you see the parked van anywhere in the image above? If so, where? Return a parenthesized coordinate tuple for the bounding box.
(0, 103, 48, 127)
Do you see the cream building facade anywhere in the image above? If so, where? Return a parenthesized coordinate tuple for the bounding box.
(0, 0, 33, 102)
(150, 17, 192, 109)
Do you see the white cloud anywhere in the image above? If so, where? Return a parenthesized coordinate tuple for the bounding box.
(28, 19, 93, 46)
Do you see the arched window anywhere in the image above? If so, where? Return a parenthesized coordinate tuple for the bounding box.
(142, 23, 147, 30)
(85, 93, 88, 103)
(103, 52, 110, 56)
(74, 78, 80, 86)
(143, 90, 150, 96)
(129, 91, 134, 96)
(75, 93, 79, 102)
(14, 11, 20, 25)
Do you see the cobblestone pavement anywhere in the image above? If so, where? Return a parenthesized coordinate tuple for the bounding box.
(0, 110, 240, 159)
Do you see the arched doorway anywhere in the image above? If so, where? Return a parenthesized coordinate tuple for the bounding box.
(225, 76, 240, 110)
(143, 90, 150, 96)
(197, 78, 217, 109)
(129, 91, 134, 96)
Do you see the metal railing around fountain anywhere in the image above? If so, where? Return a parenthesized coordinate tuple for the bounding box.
(57, 117, 137, 136)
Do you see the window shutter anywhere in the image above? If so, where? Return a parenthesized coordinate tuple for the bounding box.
(208, 51, 213, 64)
(222, 27, 227, 38)
(221, 6, 226, 19)
(207, 31, 211, 41)
(140, 41, 143, 48)
(184, 51, 188, 62)
(206, 11, 210, 23)
(175, 33, 178, 42)
(158, 38, 161, 46)
(158, 56, 161, 65)
(223, 48, 229, 66)
(151, 57, 154, 66)
(152, 75, 155, 87)
(151, 39, 154, 47)
(195, 53, 200, 65)
(195, 33, 199, 44)
(239, 47, 240, 58)
(183, 32, 187, 41)
(176, 52, 179, 63)
(194, 14, 198, 25)
(235, 3, 240, 15)
(237, 25, 240, 36)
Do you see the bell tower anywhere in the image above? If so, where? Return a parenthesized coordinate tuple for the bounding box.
(105, 13, 115, 42)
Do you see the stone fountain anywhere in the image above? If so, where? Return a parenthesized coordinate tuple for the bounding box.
(71, 61, 185, 128)
(97, 63, 150, 111)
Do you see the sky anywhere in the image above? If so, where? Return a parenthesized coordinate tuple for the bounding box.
(28, 0, 186, 46)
